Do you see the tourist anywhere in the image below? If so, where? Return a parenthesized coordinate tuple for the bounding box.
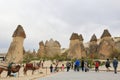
(105, 59, 111, 72)
(71, 62, 74, 69)
(74, 59, 80, 71)
(39, 60, 41, 67)
(113, 57, 118, 74)
(66, 61, 71, 72)
(81, 60, 84, 72)
(41, 60, 44, 69)
(61, 64, 65, 71)
(84, 61, 89, 72)
(7, 62, 14, 76)
(74, 62, 77, 71)
(95, 61, 100, 72)
(50, 64, 53, 73)
(54, 64, 58, 72)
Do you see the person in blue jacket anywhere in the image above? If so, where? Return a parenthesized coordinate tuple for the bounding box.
(113, 57, 118, 74)
(75, 59, 80, 71)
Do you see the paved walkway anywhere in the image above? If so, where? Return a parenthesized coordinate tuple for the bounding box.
(36, 70, 119, 80)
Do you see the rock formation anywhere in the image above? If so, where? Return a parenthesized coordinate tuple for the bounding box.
(38, 39, 61, 58)
(98, 29, 115, 58)
(100, 29, 111, 39)
(89, 34, 98, 54)
(37, 41, 45, 57)
(67, 29, 120, 59)
(5, 25, 26, 63)
(114, 37, 120, 52)
(68, 33, 86, 59)
(88, 34, 98, 58)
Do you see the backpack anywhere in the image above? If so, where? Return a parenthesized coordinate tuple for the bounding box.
(105, 61, 110, 67)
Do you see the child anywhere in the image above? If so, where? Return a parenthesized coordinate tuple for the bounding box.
(61, 64, 65, 71)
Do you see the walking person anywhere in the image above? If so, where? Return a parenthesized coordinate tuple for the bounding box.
(84, 61, 89, 72)
(113, 57, 118, 74)
(74, 62, 77, 71)
(50, 64, 53, 73)
(66, 61, 71, 72)
(75, 59, 80, 71)
(7, 62, 14, 77)
(61, 64, 65, 71)
(81, 60, 84, 72)
(54, 64, 58, 72)
(71, 62, 74, 69)
(95, 61, 100, 72)
(105, 59, 111, 72)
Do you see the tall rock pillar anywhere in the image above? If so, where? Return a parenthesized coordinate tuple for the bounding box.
(68, 33, 86, 59)
(5, 25, 26, 63)
(37, 41, 45, 57)
(98, 29, 115, 59)
(89, 34, 98, 58)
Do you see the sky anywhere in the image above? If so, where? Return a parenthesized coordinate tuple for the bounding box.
(0, 0, 120, 53)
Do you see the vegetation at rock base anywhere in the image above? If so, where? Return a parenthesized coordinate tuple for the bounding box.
(110, 49, 120, 60)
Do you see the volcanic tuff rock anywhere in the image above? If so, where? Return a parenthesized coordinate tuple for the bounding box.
(98, 29, 115, 58)
(38, 39, 61, 58)
(5, 25, 26, 63)
(38, 41, 45, 57)
(100, 29, 111, 39)
(68, 33, 86, 59)
(90, 34, 97, 42)
(114, 37, 120, 52)
(79, 34, 84, 41)
(98, 38, 115, 58)
(68, 29, 120, 59)
(89, 34, 98, 54)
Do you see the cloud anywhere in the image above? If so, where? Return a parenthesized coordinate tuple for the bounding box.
(0, 0, 120, 52)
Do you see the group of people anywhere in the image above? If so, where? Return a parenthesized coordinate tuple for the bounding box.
(50, 62, 65, 73)
(49, 59, 90, 73)
(65, 59, 89, 72)
(94, 57, 118, 74)
(105, 58, 118, 74)
(50, 57, 119, 74)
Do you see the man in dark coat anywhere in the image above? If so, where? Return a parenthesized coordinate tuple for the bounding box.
(113, 58, 118, 74)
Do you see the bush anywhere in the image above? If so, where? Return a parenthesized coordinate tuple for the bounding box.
(110, 49, 120, 60)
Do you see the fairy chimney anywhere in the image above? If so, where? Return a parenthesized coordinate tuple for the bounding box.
(79, 34, 84, 42)
(100, 29, 111, 39)
(68, 33, 86, 59)
(89, 34, 98, 55)
(5, 25, 26, 63)
(90, 34, 97, 42)
(98, 29, 115, 58)
(45, 39, 61, 58)
(37, 41, 45, 57)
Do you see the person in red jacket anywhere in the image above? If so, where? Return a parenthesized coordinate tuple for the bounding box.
(95, 61, 100, 72)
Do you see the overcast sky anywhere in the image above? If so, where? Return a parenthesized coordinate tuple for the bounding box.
(0, 0, 120, 53)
